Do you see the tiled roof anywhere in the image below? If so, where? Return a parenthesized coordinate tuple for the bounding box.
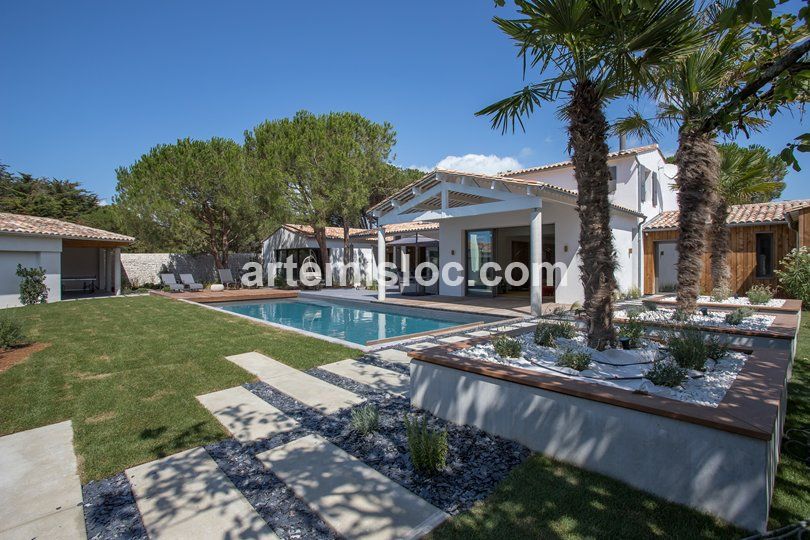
(0, 212, 134, 243)
(500, 144, 663, 177)
(281, 224, 369, 240)
(350, 222, 439, 238)
(644, 200, 810, 230)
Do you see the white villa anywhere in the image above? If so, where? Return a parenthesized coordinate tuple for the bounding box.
(268, 143, 678, 314)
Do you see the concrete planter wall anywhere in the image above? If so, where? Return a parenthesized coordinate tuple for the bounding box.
(410, 345, 791, 533)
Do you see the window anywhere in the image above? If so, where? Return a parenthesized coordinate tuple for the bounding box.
(755, 233, 774, 278)
(608, 166, 617, 194)
(652, 172, 658, 207)
(275, 248, 324, 281)
(639, 167, 647, 202)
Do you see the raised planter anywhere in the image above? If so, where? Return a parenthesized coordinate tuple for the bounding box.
(613, 310, 801, 362)
(645, 295, 803, 315)
(409, 331, 792, 533)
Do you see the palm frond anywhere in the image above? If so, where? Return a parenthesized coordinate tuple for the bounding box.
(612, 108, 661, 142)
(476, 82, 561, 133)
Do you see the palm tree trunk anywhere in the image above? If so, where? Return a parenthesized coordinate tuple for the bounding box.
(567, 80, 618, 350)
(675, 131, 720, 312)
(709, 196, 731, 294)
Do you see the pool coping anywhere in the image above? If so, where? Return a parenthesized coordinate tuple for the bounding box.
(409, 326, 790, 441)
(645, 295, 803, 314)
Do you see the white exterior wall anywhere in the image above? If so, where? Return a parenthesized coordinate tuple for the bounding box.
(262, 228, 376, 286)
(0, 234, 62, 308)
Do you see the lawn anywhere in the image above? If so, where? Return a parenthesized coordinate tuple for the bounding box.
(431, 311, 810, 539)
(0, 294, 357, 481)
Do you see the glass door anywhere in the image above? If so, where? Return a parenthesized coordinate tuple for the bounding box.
(466, 229, 495, 296)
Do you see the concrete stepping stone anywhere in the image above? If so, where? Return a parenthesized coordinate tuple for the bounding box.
(319, 360, 409, 397)
(197, 386, 299, 442)
(466, 330, 492, 338)
(514, 321, 536, 328)
(0, 421, 86, 540)
(404, 342, 434, 351)
(257, 434, 447, 540)
(438, 335, 469, 344)
(372, 348, 411, 365)
(227, 352, 364, 415)
(127, 447, 278, 539)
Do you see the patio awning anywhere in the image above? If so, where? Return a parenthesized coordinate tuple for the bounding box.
(388, 235, 438, 246)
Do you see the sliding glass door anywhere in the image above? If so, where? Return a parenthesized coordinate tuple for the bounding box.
(466, 229, 495, 296)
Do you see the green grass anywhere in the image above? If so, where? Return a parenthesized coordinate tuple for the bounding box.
(768, 310, 810, 528)
(431, 312, 810, 539)
(0, 295, 356, 481)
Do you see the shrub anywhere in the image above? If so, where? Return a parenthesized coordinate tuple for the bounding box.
(556, 348, 591, 371)
(404, 415, 447, 475)
(492, 335, 522, 358)
(0, 317, 27, 350)
(351, 404, 379, 436)
(623, 286, 642, 300)
(710, 286, 731, 302)
(671, 309, 692, 322)
(666, 327, 708, 371)
(619, 308, 645, 348)
(724, 307, 754, 325)
(16, 265, 49, 305)
(705, 335, 729, 361)
(646, 359, 687, 387)
(641, 300, 658, 311)
(775, 247, 810, 304)
(746, 284, 774, 305)
(534, 321, 576, 347)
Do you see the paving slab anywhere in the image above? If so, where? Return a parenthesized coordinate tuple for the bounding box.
(319, 360, 409, 397)
(127, 447, 278, 539)
(257, 434, 448, 540)
(466, 330, 492, 338)
(438, 335, 469, 344)
(0, 421, 86, 540)
(514, 321, 537, 328)
(227, 352, 364, 415)
(404, 342, 434, 351)
(372, 349, 411, 366)
(197, 386, 300, 442)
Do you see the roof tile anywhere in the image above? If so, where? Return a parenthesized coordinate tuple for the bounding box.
(644, 200, 810, 230)
(0, 212, 134, 243)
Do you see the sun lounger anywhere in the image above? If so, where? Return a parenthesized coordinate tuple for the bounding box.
(179, 273, 204, 291)
(160, 273, 184, 292)
(217, 268, 239, 289)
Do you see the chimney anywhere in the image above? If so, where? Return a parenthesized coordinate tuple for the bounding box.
(619, 134, 627, 151)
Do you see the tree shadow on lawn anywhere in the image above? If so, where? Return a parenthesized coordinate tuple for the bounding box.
(141, 421, 213, 459)
(429, 453, 742, 540)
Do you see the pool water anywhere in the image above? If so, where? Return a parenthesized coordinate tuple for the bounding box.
(218, 297, 486, 345)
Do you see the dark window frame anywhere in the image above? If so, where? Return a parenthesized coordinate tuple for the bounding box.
(754, 232, 774, 278)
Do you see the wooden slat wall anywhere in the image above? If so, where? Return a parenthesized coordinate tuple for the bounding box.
(643, 223, 796, 296)
(798, 207, 810, 247)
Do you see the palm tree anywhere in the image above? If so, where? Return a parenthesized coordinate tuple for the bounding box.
(709, 143, 787, 293)
(477, 0, 700, 349)
(616, 25, 756, 312)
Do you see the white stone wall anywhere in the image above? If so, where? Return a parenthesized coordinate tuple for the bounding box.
(120, 252, 259, 287)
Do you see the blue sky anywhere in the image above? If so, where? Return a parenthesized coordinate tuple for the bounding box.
(1, 0, 806, 202)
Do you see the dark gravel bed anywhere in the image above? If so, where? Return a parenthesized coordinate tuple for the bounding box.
(82, 473, 148, 540)
(358, 353, 410, 375)
(246, 366, 530, 515)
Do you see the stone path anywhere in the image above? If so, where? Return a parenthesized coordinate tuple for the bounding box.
(197, 386, 300, 442)
(257, 434, 448, 540)
(438, 335, 469, 344)
(319, 359, 409, 397)
(126, 447, 279, 539)
(371, 348, 411, 366)
(404, 342, 434, 351)
(0, 421, 86, 540)
(227, 352, 364, 415)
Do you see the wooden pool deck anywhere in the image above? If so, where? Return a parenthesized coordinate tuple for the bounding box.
(150, 288, 298, 304)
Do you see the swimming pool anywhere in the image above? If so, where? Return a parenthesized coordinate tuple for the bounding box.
(216, 297, 497, 346)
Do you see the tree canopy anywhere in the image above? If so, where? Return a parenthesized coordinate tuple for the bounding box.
(718, 143, 787, 204)
(0, 163, 101, 221)
(116, 137, 273, 266)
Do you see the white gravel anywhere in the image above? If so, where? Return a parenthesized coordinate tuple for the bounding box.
(453, 332, 747, 407)
(696, 296, 786, 308)
(616, 307, 776, 331)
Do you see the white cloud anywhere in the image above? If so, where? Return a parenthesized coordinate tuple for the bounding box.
(435, 154, 523, 175)
(408, 164, 432, 173)
(518, 147, 534, 158)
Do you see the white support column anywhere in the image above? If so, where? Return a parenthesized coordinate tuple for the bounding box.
(377, 228, 386, 301)
(530, 204, 543, 316)
(113, 247, 122, 295)
(97, 248, 107, 291)
(106, 249, 114, 292)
